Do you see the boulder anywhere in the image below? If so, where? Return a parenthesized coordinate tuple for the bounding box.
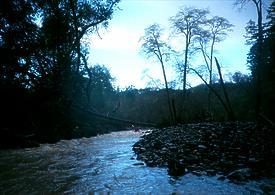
(227, 168, 251, 182)
(133, 162, 144, 166)
(167, 159, 185, 176)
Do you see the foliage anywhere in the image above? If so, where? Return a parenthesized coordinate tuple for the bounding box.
(232, 72, 251, 83)
(88, 65, 115, 112)
(246, 1, 275, 120)
(0, 0, 120, 148)
(111, 75, 253, 125)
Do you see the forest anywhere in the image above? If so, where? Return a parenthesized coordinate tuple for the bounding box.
(0, 0, 274, 149)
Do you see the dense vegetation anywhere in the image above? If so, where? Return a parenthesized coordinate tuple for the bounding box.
(0, 0, 274, 149)
(0, 0, 122, 148)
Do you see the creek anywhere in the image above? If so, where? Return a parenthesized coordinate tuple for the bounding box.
(0, 130, 265, 194)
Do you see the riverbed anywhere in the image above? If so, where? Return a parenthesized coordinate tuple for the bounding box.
(0, 130, 267, 194)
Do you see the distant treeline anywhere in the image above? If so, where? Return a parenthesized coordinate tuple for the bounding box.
(99, 73, 252, 125)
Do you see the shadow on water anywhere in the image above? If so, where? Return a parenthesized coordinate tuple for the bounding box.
(0, 130, 268, 194)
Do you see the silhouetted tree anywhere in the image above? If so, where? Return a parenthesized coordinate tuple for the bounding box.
(232, 72, 251, 84)
(0, 0, 39, 87)
(88, 65, 115, 112)
(234, 0, 264, 119)
(37, 0, 119, 101)
(246, 1, 275, 121)
(0, 0, 121, 147)
(140, 24, 175, 125)
(195, 16, 233, 115)
(170, 7, 209, 99)
(214, 57, 235, 120)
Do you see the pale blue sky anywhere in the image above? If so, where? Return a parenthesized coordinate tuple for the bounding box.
(86, 0, 270, 89)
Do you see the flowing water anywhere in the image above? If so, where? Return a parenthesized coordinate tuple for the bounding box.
(0, 130, 267, 194)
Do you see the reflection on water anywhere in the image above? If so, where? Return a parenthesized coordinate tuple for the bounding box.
(0, 130, 265, 194)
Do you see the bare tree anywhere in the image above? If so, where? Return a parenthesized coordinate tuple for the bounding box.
(195, 16, 233, 114)
(140, 24, 175, 125)
(215, 57, 235, 120)
(196, 16, 233, 87)
(170, 7, 209, 98)
(189, 57, 235, 121)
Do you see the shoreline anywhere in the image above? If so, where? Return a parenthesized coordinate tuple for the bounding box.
(132, 122, 275, 184)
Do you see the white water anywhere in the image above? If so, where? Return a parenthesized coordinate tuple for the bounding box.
(0, 130, 266, 194)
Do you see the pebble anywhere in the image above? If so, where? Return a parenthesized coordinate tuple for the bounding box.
(132, 122, 274, 182)
(133, 162, 144, 166)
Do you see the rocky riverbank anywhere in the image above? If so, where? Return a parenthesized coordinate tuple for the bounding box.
(132, 122, 274, 184)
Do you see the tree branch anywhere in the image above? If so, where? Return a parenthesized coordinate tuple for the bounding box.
(190, 67, 231, 116)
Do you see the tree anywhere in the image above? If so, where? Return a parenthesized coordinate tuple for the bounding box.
(246, 2, 275, 121)
(88, 65, 115, 112)
(170, 7, 209, 99)
(195, 16, 233, 114)
(0, 0, 121, 146)
(37, 0, 120, 100)
(232, 72, 251, 83)
(0, 0, 39, 87)
(140, 24, 175, 125)
(189, 57, 235, 121)
(234, 0, 264, 119)
(214, 57, 235, 120)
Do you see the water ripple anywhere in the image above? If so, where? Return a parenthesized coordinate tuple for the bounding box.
(0, 130, 267, 194)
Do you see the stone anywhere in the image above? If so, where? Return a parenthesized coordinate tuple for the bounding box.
(218, 176, 226, 180)
(192, 170, 203, 176)
(206, 169, 216, 176)
(198, 144, 207, 150)
(132, 122, 274, 183)
(167, 159, 185, 176)
(184, 154, 199, 163)
(146, 160, 155, 167)
(227, 168, 251, 182)
(133, 162, 144, 166)
(139, 147, 146, 152)
(248, 157, 258, 164)
(260, 183, 275, 194)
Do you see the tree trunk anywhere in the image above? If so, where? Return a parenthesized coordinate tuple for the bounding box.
(215, 57, 235, 121)
(255, 0, 263, 120)
(172, 99, 177, 123)
(154, 35, 175, 125)
(183, 35, 189, 100)
(190, 68, 232, 120)
(160, 59, 175, 125)
(207, 37, 215, 118)
(69, 0, 81, 73)
(181, 34, 190, 123)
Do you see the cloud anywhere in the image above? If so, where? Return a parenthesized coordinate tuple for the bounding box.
(86, 26, 142, 50)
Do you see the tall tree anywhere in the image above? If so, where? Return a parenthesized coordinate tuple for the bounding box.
(246, 2, 275, 121)
(170, 7, 209, 99)
(37, 0, 120, 103)
(0, 0, 39, 87)
(88, 65, 115, 112)
(140, 24, 175, 125)
(234, 0, 264, 119)
(195, 16, 233, 114)
(0, 0, 121, 145)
